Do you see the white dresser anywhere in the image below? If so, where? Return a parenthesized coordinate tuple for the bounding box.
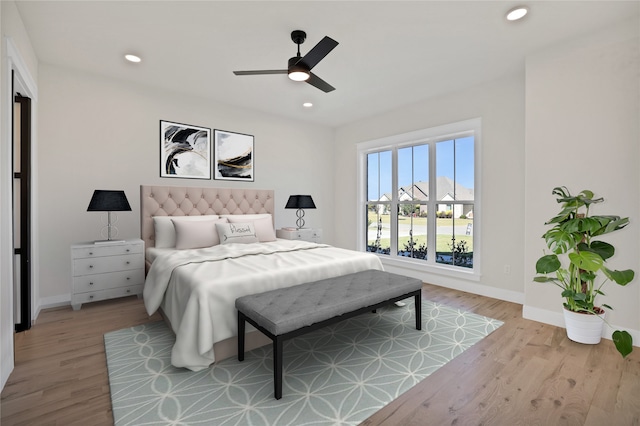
(276, 228, 322, 243)
(70, 238, 145, 310)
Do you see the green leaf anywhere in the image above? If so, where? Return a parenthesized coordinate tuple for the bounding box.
(612, 330, 633, 358)
(601, 216, 630, 236)
(551, 186, 570, 199)
(603, 267, 635, 286)
(588, 241, 615, 260)
(544, 228, 577, 253)
(533, 276, 557, 283)
(568, 251, 603, 272)
(536, 255, 561, 274)
(560, 289, 572, 298)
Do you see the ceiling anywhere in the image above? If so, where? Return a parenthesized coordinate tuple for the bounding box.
(14, 1, 639, 127)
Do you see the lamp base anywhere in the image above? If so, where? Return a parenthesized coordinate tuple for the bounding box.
(94, 239, 126, 245)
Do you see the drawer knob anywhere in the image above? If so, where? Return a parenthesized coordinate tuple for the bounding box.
(89, 295, 94, 299)
(126, 277, 130, 280)
(126, 249, 130, 253)
(126, 261, 130, 265)
(89, 282, 94, 286)
(89, 265, 94, 269)
(89, 252, 93, 256)
(126, 289, 130, 293)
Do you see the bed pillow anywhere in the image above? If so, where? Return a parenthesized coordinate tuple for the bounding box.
(172, 218, 228, 250)
(216, 222, 259, 245)
(224, 214, 276, 242)
(153, 215, 220, 248)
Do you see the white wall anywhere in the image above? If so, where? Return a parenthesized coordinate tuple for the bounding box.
(37, 64, 334, 305)
(333, 73, 526, 302)
(523, 19, 640, 342)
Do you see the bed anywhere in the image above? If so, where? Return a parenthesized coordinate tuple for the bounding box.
(140, 185, 384, 371)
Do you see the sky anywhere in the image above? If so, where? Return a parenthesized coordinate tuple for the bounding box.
(368, 136, 474, 200)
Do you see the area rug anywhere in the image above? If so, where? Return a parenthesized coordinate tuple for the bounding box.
(104, 299, 502, 425)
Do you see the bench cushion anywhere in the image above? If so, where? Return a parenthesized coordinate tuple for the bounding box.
(235, 269, 422, 336)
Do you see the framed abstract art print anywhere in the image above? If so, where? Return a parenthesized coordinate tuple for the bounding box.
(214, 129, 254, 181)
(160, 120, 212, 179)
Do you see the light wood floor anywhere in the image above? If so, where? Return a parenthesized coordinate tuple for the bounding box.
(1, 285, 639, 426)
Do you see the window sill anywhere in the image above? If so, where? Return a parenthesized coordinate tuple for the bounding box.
(377, 255, 481, 282)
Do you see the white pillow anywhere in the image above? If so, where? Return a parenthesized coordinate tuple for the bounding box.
(153, 215, 220, 248)
(225, 214, 276, 242)
(216, 222, 259, 245)
(172, 218, 228, 250)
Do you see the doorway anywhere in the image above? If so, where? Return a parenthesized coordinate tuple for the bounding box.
(13, 89, 32, 332)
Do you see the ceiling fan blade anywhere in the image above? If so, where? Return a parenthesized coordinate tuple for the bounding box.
(233, 70, 288, 76)
(306, 72, 335, 93)
(298, 36, 338, 70)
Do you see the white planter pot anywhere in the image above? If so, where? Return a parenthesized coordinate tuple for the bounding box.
(563, 308, 605, 344)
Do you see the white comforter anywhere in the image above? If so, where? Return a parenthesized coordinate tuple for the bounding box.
(143, 239, 383, 371)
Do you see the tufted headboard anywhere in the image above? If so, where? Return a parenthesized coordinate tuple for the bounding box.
(140, 185, 275, 249)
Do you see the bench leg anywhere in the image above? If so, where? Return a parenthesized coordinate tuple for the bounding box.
(274, 337, 283, 399)
(415, 292, 422, 330)
(238, 311, 246, 362)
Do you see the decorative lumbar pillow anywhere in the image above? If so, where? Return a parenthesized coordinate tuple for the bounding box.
(216, 222, 259, 244)
(172, 218, 228, 250)
(225, 214, 276, 242)
(153, 215, 219, 248)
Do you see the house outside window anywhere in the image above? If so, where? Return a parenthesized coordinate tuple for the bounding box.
(359, 118, 480, 276)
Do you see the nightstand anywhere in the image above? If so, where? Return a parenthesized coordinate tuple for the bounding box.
(276, 228, 322, 243)
(70, 238, 145, 310)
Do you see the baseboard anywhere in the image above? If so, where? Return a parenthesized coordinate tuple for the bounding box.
(381, 260, 525, 305)
(37, 293, 70, 314)
(523, 304, 640, 347)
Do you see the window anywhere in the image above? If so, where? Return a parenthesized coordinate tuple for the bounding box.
(359, 118, 480, 274)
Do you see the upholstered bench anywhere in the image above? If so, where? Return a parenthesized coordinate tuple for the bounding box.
(235, 269, 423, 399)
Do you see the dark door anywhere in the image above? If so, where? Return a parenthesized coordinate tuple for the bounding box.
(13, 89, 31, 332)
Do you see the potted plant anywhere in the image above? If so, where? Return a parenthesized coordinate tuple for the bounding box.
(534, 186, 635, 357)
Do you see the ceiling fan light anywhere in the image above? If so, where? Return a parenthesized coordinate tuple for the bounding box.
(288, 69, 310, 81)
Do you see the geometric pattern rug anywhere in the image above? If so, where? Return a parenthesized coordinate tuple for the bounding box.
(104, 299, 502, 425)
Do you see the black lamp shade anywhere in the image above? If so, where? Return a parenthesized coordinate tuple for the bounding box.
(285, 195, 316, 209)
(87, 190, 131, 212)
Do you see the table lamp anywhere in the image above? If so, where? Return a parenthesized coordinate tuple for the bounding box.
(285, 195, 316, 229)
(87, 190, 131, 243)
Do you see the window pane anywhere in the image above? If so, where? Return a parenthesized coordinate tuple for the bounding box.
(397, 204, 427, 260)
(366, 204, 390, 255)
(413, 144, 429, 201)
(435, 212, 453, 265)
(436, 204, 474, 268)
(398, 144, 428, 200)
(436, 139, 454, 200)
(367, 151, 392, 202)
(455, 137, 474, 201)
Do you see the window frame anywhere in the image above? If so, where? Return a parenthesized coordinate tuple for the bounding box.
(357, 118, 482, 280)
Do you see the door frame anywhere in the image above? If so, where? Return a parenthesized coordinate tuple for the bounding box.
(2, 36, 38, 389)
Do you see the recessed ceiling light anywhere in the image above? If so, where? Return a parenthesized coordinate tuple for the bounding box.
(506, 6, 528, 21)
(125, 54, 141, 63)
(303, 102, 313, 108)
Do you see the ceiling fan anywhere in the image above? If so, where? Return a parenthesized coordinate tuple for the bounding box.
(233, 30, 339, 93)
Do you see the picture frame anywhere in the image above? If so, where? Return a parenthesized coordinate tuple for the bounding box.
(160, 120, 212, 179)
(214, 129, 254, 181)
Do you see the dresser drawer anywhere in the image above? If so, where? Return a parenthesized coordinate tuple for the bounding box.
(73, 254, 144, 276)
(276, 228, 322, 243)
(72, 242, 143, 259)
(70, 284, 143, 306)
(73, 268, 145, 292)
